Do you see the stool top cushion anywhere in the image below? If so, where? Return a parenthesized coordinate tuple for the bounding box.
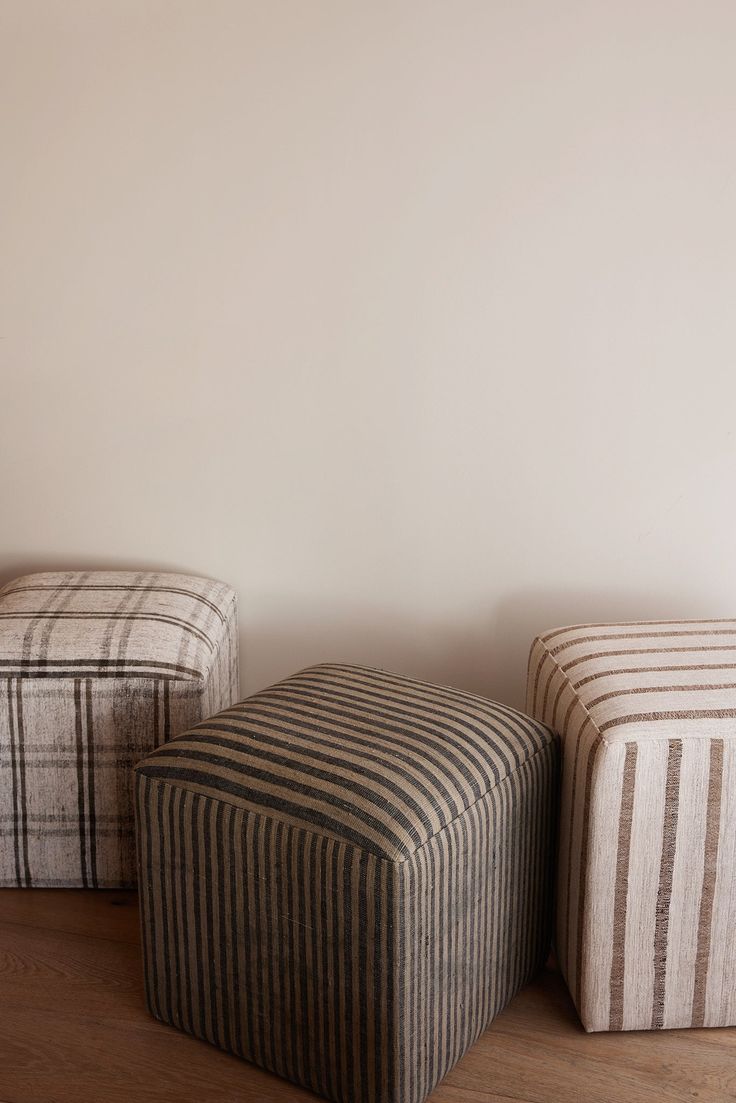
(135, 662, 553, 862)
(0, 570, 236, 682)
(529, 618, 736, 743)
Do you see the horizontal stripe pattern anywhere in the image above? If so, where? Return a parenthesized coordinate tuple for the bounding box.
(0, 570, 239, 887)
(135, 670, 558, 1103)
(137, 663, 553, 862)
(527, 620, 736, 1032)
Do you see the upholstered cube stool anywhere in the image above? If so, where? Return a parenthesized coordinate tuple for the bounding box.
(528, 619, 736, 1032)
(135, 663, 558, 1103)
(0, 570, 238, 888)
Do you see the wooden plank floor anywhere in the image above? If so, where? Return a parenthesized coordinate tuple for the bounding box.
(0, 891, 734, 1103)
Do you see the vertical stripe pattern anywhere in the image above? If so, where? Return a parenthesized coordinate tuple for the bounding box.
(135, 665, 558, 1103)
(691, 739, 724, 1027)
(527, 619, 736, 1032)
(0, 570, 239, 887)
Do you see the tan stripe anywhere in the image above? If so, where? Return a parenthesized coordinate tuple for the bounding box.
(271, 673, 511, 794)
(542, 618, 736, 645)
(663, 741, 711, 1029)
(183, 791, 198, 1036)
(351, 848, 362, 1103)
(213, 701, 462, 821)
(278, 823, 294, 1081)
(574, 662, 736, 689)
(255, 817, 272, 1067)
(562, 692, 580, 733)
(144, 758, 395, 857)
(311, 835, 326, 1092)
(378, 859, 389, 1100)
(174, 732, 447, 838)
(600, 708, 736, 733)
(164, 785, 178, 1024)
(310, 662, 532, 731)
(589, 683, 736, 707)
(530, 642, 548, 715)
(337, 844, 349, 1100)
(300, 833, 317, 1094)
(539, 658, 558, 721)
(220, 806, 235, 1053)
(691, 739, 724, 1027)
(243, 814, 261, 1065)
(138, 779, 156, 1015)
(419, 845, 432, 1100)
(484, 791, 498, 1023)
(364, 855, 376, 1103)
(563, 645, 736, 673)
(608, 743, 638, 1029)
(574, 732, 604, 1013)
(402, 854, 415, 1102)
(651, 739, 683, 1030)
(151, 783, 166, 1021)
(323, 837, 338, 1091)
(563, 713, 592, 981)
(171, 787, 186, 1033)
(290, 831, 306, 1086)
(552, 628, 736, 655)
(436, 829, 450, 1083)
(232, 808, 247, 1057)
(551, 676, 568, 730)
(197, 799, 213, 1044)
(211, 802, 225, 1048)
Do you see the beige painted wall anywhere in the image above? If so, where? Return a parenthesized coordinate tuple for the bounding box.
(3, 2, 736, 708)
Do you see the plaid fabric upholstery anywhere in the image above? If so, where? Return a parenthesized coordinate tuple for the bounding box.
(0, 570, 238, 888)
(135, 663, 558, 1103)
(528, 619, 736, 1032)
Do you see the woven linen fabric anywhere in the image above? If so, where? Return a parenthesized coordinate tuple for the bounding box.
(527, 619, 736, 1032)
(135, 663, 558, 1103)
(0, 570, 239, 888)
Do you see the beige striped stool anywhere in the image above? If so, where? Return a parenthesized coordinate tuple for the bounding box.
(528, 619, 736, 1032)
(0, 570, 238, 888)
(135, 663, 558, 1103)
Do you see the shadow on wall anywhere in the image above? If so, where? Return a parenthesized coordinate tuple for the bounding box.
(0, 555, 194, 590)
(0, 555, 719, 712)
(240, 584, 719, 711)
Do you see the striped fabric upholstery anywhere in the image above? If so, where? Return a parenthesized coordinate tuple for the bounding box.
(135, 663, 558, 1103)
(528, 619, 736, 1032)
(0, 570, 238, 888)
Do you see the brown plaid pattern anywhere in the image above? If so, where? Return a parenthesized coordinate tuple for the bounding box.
(135, 664, 558, 1103)
(0, 570, 239, 888)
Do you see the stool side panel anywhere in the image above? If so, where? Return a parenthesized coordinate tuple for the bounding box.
(0, 675, 206, 887)
(529, 626, 736, 1033)
(135, 774, 401, 1103)
(578, 736, 736, 1032)
(527, 635, 600, 998)
(201, 599, 240, 718)
(399, 738, 558, 1103)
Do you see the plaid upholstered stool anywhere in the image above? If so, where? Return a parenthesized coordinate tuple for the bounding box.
(0, 570, 238, 887)
(135, 663, 558, 1103)
(528, 619, 736, 1032)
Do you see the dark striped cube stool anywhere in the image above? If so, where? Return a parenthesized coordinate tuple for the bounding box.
(135, 663, 558, 1103)
(0, 570, 238, 887)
